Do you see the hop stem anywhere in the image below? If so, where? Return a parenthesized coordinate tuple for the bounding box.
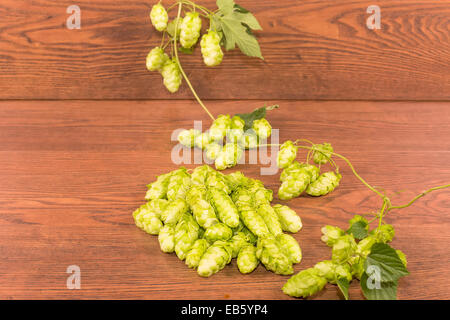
(294, 142, 450, 226)
(173, 2, 215, 121)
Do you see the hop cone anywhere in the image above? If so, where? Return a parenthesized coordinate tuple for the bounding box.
(161, 59, 182, 93)
(146, 47, 168, 71)
(283, 268, 327, 298)
(150, 3, 168, 32)
(200, 30, 223, 67)
(180, 12, 202, 48)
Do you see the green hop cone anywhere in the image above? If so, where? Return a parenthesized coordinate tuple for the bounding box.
(150, 3, 168, 32)
(231, 115, 245, 130)
(145, 172, 172, 200)
(238, 225, 258, 244)
(283, 268, 327, 298)
(370, 224, 395, 243)
(158, 225, 175, 253)
(280, 162, 319, 183)
(205, 142, 222, 160)
(204, 223, 233, 242)
(277, 140, 298, 169)
(166, 168, 191, 201)
(350, 256, 365, 280)
(313, 143, 334, 165)
(239, 207, 270, 238)
(208, 187, 240, 228)
(257, 203, 283, 236)
(132, 205, 145, 229)
(133, 202, 163, 234)
(301, 163, 321, 182)
(209, 114, 231, 141)
(190, 165, 214, 185)
(180, 11, 202, 49)
(256, 235, 293, 275)
(252, 118, 272, 140)
(174, 213, 200, 260)
(142, 214, 163, 235)
(277, 233, 302, 264)
(215, 143, 243, 171)
(197, 240, 233, 277)
(331, 235, 357, 264)
(185, 239, 210, 269)
(226, 171, 249, 192)
(228, 232, 249, 258)
(177, 129, 201, 147)
(205, 171, 231, 194)
(356, 235, 377, 257)
(161, 58, 182, 93)
(227, 115, 245, 143)
(278, 169, 311, 200)
(186, 185, 219, 229)
(229, 186, 253, 209)
(194, 132, 213, 150)
(146, 199, 169, 219)
(247, 179, 273, 206)
(232, 188, 270, 238)
(237, 245, 259, 274)
(321, 225, 345, 246)
(161, 198, 189, 226)
(314, 260, 352, 284)
(305, 171, 341, 196)
(272, 204, 302, 233)
(146, 47, 169, 71)
(238, 130, 258, 149)
(328, 263, 353, 284)
(200, 30, 223, 67)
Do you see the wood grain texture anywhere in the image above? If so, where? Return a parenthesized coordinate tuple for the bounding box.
(0, 100, 449, 299)
(0, 0, 449, 100)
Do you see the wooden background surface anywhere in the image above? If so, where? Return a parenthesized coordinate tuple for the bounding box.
(0, 100, 449, 300)
(0, 0, 449, 300)
(0, 0, 449, 100)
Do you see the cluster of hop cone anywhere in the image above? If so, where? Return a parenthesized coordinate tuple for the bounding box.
(133, 165, 303, 277)
(146, 2, 225, 93)
(177, 114, 272, 170)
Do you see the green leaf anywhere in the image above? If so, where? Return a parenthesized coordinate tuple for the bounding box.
(217, 0, 235, 15)
(348, 220, 368, 240)
(178, 46, 194, 54)
(235, 105, 278, 131)
(232, 12, 262, 30)
(221, 17, 263, 59)
(166, 18, 181, 38)
(212, 2, 263, 59)
(361, 273, 398, 300)
(364, 243, 409, 283)
(336, 278, 349, 300)
(233, 4, 249, 13)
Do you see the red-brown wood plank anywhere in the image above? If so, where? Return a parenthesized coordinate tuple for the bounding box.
(0, 0, 448, 100)
(0, 100, 449, 299)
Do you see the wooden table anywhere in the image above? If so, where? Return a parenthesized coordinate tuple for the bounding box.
(0, 100, 449, 299)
